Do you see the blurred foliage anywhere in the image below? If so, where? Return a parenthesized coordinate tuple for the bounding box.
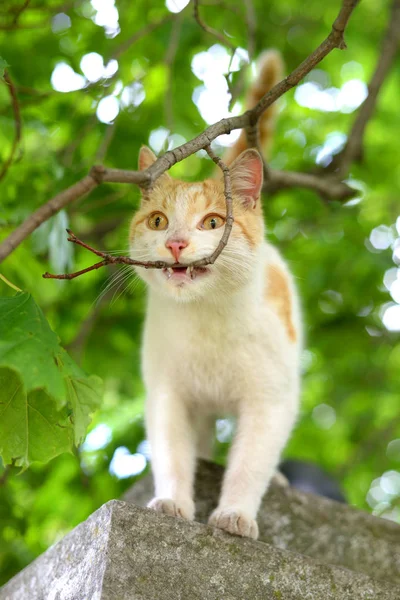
(1, 0, 400, 586)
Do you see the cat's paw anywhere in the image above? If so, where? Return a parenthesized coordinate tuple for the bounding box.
(208, 508, 259, 540)
(147, 497, 194, 520)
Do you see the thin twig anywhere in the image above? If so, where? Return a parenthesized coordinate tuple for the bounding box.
(0, 70, 22, 182)
(228, 0, 256, 109)
(193, 0, 236, 51)
(337, 417, 400, 478)
(243, 0, 256, 61)
(196, 146, 234, 267)
(95, 124, 116, 164)
(199, 0, 242, 16)
(111, 14, 176, 59)
(0, 21, 48, 30)
(0, 0, 360, 264)
(0, 0, 79, 15)
(0, 91, 52, 117)
(164, 14, 183, 131)
(42, 229, 186, 278)
(61, 115, 98, 168)
(66, 284, 116, 360)
(12, 0, 32, 24)
(333, 0, 400, 176)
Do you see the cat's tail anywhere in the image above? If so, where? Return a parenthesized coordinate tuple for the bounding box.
(223, 50, 284, 165)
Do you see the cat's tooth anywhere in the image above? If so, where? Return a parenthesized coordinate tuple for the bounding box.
(167, 267, 174, 275)
(186, 267, 190, 277)
(190, 265, 195, 280)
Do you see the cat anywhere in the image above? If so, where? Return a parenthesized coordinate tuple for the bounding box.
(129, 50, 301, 540)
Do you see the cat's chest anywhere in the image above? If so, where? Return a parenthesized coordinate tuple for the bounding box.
(146, 305, 246, 363)
(142, 301, 267, 406)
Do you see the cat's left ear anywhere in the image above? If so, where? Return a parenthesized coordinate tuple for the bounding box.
(229, 149, 263, 209)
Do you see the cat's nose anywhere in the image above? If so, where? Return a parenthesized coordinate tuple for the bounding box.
(166, 238, 188, 262)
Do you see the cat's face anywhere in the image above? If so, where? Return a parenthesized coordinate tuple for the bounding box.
(129, 147, 264, 302)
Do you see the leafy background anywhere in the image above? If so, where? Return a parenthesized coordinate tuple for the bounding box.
(1, 0, 400, 586)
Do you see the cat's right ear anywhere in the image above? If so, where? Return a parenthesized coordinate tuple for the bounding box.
(139, 146, 157, 170)
(138, 146, 171, 200)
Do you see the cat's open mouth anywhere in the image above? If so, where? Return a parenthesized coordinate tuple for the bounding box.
(162, 265, 209, 282)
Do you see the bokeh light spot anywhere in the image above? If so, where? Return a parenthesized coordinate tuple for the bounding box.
(382, 305, 400, 331)
(109, 447, 147, 478)
(51, 13, 71, 33)
(82, 424, 112, 452)
(51, 63, 86, 92)
(166, 0, 190, 13)
(312, 404, 336, 430)
(96, 96, 120, 123)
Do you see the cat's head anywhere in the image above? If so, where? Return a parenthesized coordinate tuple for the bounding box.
(129, 146, 265, 302)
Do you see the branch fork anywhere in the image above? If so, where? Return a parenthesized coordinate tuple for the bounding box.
(42, 147, 234, 280)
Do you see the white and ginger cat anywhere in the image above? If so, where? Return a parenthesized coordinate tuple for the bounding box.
(129, 51, 301, 540)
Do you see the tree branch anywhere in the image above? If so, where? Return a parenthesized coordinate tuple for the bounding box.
(111, 14, 176, 60)
(0, 176, 98, 261)
(0, 0, 360, 264)
(0, 70, 22, 182)
(264, 170, 355, 202)
(12, 0, 32, 24)
(333, 0, 400, 176)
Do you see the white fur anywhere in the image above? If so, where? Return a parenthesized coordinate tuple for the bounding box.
(135, 220, 301, 537)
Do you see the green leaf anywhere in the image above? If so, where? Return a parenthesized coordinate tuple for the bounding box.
(65, 375, 103, 444)
(0, 56, 9, 79)
(0, 293, 101, 409)
(0, 367, 73, 467)
(0, 293, 103, 467)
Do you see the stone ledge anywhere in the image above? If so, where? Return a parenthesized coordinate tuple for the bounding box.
(1, 500, 399, 600)
(124, 460, 400, 585)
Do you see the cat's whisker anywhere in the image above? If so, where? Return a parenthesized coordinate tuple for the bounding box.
(91, 265, 132, 309)
(125, 273, 143, 297)
(109, 269, 137, 306)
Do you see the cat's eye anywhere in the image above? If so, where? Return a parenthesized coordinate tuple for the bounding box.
(200, 214, 225, 231)
(147, 212, 168, 230)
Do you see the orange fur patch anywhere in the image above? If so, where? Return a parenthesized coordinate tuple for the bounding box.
(234, 217, 262, 248)
(266, 264, 296, 342)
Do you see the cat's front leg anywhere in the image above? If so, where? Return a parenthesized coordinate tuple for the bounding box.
(209, 390, 297, 539)
(146, 389, 196, 520)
